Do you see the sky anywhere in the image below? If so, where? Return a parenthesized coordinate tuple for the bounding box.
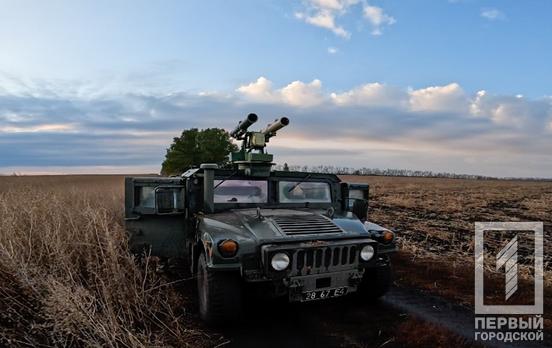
(0, 0, 551, 177)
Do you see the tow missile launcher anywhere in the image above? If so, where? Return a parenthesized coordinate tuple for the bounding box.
(230, 113, 289, 177)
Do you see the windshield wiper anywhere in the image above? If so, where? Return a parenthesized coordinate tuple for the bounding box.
(287, 173, 312, 192)
(213, 170, 239, 190)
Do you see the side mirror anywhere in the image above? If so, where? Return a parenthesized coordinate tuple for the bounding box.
(352, 199, 368, 221)
(155, 186, 184, 214)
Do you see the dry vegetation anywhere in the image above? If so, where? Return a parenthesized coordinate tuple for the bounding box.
(0, 176, 215, 347)
(1, 174, 550, 346)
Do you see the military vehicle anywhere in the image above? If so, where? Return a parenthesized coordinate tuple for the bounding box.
(124, 113, 396, 324)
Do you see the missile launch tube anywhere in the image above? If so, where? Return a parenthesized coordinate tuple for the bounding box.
(261, 117, 289, 135)
(230, 113, 258, 138)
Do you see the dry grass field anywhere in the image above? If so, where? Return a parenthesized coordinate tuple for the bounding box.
(1, 174, 550, 346)
(342, 175, 552, 316)
(0, 176, 214, 347)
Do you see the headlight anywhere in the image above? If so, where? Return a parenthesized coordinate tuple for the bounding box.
(360, 245, 375, 261)
(271, 252, 290, 271)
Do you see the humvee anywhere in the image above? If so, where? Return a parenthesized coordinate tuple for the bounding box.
(124, 113, 396, 324)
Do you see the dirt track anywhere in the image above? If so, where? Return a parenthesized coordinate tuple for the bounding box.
(224, 286, 453, 348)
(223, 286, 549, 348)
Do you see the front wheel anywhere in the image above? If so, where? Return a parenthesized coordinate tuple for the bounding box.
(197, 253, 243, 325)
(357, 264, 392, 300)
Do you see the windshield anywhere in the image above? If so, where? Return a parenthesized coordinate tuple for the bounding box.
(279, 181, 332, 203)
(214, 180, 268, 203)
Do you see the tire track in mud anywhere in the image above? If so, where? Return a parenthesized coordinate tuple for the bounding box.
(382, 288, 549, 348)
(382, 287, 475, 341)
(224, 286, 550, 348)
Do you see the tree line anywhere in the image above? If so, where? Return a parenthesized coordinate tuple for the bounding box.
(274, 164, 507, 180)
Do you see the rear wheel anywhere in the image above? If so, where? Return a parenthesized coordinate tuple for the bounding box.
(197, 253, 243, 325)
(358, 264, 392, 300)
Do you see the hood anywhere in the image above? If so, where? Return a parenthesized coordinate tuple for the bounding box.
(200, 208, 369, 245)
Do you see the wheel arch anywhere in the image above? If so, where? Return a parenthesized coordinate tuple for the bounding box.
(192, 231, 215, 274)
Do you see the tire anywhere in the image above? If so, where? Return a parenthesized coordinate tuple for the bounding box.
(197, 253, 243, 325)
(358, 264, 392, 300)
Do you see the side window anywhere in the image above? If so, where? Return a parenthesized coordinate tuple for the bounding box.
(134, 186, 155, 208)
(155, 187, 184, 214)
(349, 189, 366, 200)
(347, 187, 369, 209)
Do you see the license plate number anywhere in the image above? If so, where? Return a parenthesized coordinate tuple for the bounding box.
(302, 287, 347, 301)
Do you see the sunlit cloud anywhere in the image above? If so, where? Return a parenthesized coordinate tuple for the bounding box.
(331, 82, 407, 108)
(237, 76, 324, 107)
(295, 0, 395, 38)
(0, 123, 76, 133)
(408, 83, 468, 113)
(363, 4, 396, 36)
(295, 9, 350, 38)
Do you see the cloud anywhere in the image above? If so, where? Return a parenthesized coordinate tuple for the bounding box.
(237, 77, 324, 107)
(237, 77, 552, 134)
(480, 8, 506, 21)
(295, 0, 395, 38)
(1, 76, 552, 177)
(470, 90, 552, 129)
(309, 0, 358, 11)
(0, 123, 76, 133)
(363, 4, 396, 36)
(280, 79, 324, 107)
(409, 83, 469, 113)
(331, 82, 407, 108)
(235, 76, 278, 103)
(327, 46, 338, 54)
(295, 7, 351, 38)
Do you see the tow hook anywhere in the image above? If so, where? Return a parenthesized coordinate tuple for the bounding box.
(287, 278, 303, 293)
(349, 270, 364, 286)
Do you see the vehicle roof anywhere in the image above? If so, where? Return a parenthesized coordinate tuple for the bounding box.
(128, 169, 342, 183)
(199, 168, 341, 182)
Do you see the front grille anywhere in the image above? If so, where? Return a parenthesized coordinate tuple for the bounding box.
(289, 245, 358, 276)
(272, 214, 343, 235)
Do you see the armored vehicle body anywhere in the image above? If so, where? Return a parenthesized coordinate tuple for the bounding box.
(125, 114, 396, 324)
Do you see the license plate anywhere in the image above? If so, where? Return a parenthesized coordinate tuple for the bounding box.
(302, 287, 347, 302)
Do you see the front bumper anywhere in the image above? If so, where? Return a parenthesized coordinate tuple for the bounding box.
(241, 253, 391, 300)
(240, 238, 387, 300)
